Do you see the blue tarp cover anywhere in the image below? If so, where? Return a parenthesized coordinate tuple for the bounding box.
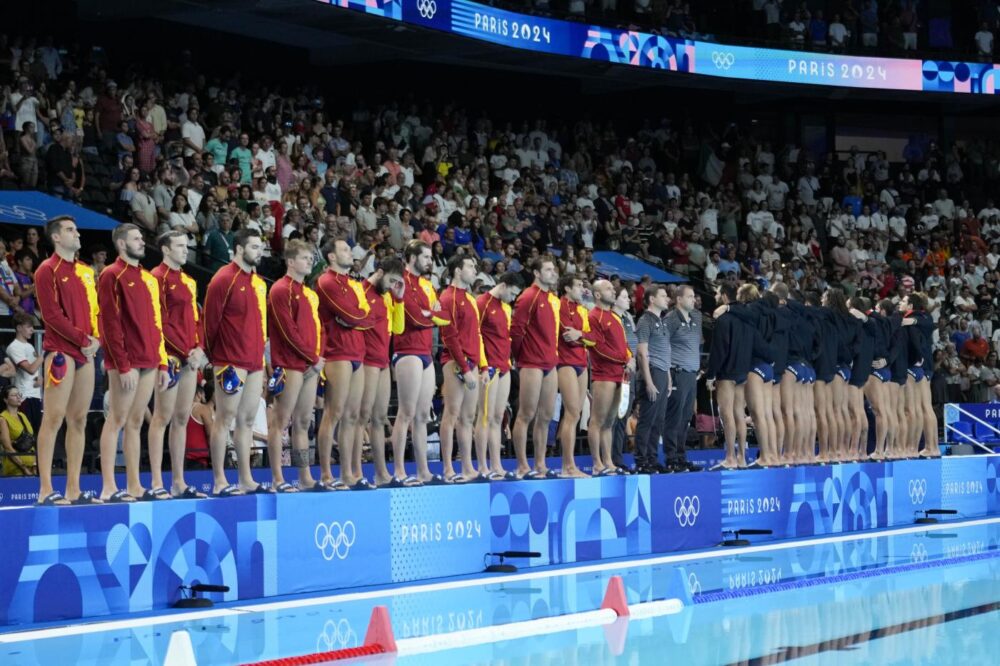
(0, 191, 118, 231)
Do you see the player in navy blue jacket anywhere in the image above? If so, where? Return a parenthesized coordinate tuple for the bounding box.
(707, 282, 764, 469)
(901, 292, 939, 458)
(866, 299, 900, 460)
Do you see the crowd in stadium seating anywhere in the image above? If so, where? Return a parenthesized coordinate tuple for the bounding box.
(2, 30, 1000, 477)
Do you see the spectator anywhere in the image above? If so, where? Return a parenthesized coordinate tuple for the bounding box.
(829, 14, 850, 50)
(5, 313, 41, 433)
(810, 9, 828, 46)
(11, 250, 35, 317)
(975, 22, 995, 61)
(860, 1, 879, 47)
(0, 386, 35, 477)
(204, 211, 235, 270)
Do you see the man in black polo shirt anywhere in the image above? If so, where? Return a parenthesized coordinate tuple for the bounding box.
(663, 285, 703, 472)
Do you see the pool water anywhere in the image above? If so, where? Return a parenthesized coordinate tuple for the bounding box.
(2, 519, 998, 666)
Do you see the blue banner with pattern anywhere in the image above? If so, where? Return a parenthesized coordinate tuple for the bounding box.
(1, 457, 997, 627)
(316, 0, 1000, 96)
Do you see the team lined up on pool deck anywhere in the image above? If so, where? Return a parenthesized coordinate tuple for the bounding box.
(33, 212, 650, 506)
(32, 208, 939, 506)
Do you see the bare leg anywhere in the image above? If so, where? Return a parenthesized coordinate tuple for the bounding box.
(894, 383, 908, 459)
(411, 365, 436, 481)
(474, 371, 493, 474)
(64, 360, 96, 501)
(829, 376, 849, 461)
(291, 370, 320, 487)
(745, 374, 774, 464)
(363, 367, 392, 484)
(100, 369, 140, 499)
(342, 367, 366, 484)
(123, 369, 157, 498)
(813, 381, 830, 462)
(167, 367, 198, 494)
(716, 380, 738, 467)
(533, 370, 559, 473)
(390, 357, 423, 480)
(903, 378, 919, 457)
(771, 382, 785, 462)
(487, 372, 511, 474)
(512, 368, 543, 477)
(457, 370, 481, 479)
(779, 372, 797, 463)
(210, 368, 246, 493)
(439, 361, 466, 480)
(266, 369, 305, 489)
(849, 386, 868, 460)
(918, 380, 938, 457)
(233, 370, 264, 491)
(148, 368, 181, 491)
(601, 383, 623, 467)
(588, 381, 617, 472)
(735, 383, 748, 466)
(36, 354, 77, 502)
(318, 361, 354, 485)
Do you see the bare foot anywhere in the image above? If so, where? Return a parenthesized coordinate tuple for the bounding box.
(561, 466, 590, 478)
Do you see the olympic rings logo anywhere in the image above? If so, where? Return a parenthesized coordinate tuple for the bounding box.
(0, 205, 47, 222)
(674, 495, 701, 527)
(316, 618, 357, 652)
(416, 0, 437, 19)
(688, 571, 702, 595)
(909, 478, 927, 505)
(910, 542, 927, 563)
(711, 51, 735, 70)
(315, 521, 356, 560)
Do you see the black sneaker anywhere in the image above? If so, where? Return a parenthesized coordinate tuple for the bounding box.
(655, 463, 673, 474)
(669, 463, 688, 473)
(684, 462, 703, 472)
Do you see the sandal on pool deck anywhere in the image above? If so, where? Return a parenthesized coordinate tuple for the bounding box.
(36, 492, 70, 506)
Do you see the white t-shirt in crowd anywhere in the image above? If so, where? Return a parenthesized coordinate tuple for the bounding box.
(181, 121, 206, 157)
(976, 30, 994, 55)
(6, 339, 40, 400)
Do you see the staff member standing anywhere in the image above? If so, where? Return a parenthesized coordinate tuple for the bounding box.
(662, 285, 702, 473)
(634, 285, 671, 473)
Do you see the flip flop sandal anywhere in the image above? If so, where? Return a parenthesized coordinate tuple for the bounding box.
(250, 484, 275, 494)
(425, 474, 447, 486)
(545, 469, 560, 479)
(402, 475, 423, 487)
(596, 468, 617, 477)
(351, 479, 376, 491)
(468, 473, 491, 483)
(486, 471, 506, 481)
(380, 477, 405, 488)
(503, 471, 519, 481)
(444, 474, 467, 484)
(72, 491, 103, 505)
(307, 481, 332, 492)
(274, 482, 298, 493)
(212, 484, 244, 498)
(141, 488, 172, 501)
(107, 490, 137, 503)
(36, 491, 70, 506)
(175, 486, 207, 499)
